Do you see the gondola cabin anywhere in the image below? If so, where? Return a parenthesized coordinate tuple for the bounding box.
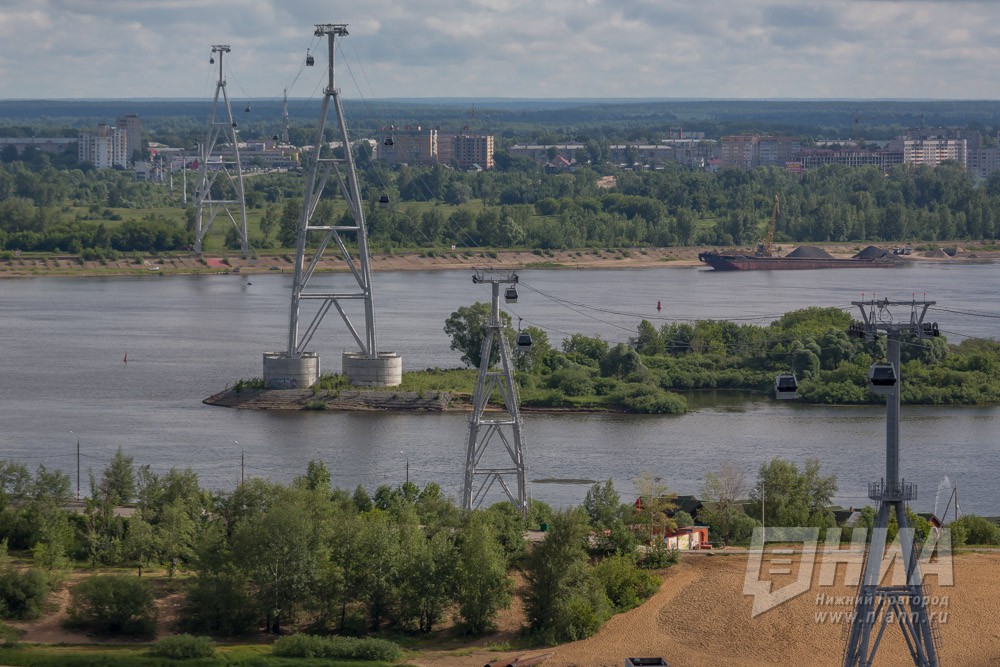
(384, 136, 394, 146)
(504, 286, 518, 303)
(517, 332, 533, 351)
(868, 363, 897, 395)
(378, 194, 390, 208)
(305, 51, 315, 66)
(774, 373, 798, 400)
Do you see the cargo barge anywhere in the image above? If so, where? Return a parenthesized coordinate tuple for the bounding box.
(698, 245, 904, 271)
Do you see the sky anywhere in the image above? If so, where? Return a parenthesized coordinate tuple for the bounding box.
(1, 0, 999, 101)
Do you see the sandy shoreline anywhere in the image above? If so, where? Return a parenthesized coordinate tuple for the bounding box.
(0, 243, 994, 278)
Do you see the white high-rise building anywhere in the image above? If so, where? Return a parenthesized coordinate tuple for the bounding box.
(78, 124, 128, 168)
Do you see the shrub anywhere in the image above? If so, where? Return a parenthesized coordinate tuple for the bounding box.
(952, 515, 1000, 546)
(67, 574, 157, 637)
(594, 555, 660, 611)
(272, 634, 402, 661)
(151, 634, 215, 659)
(0, 567, 49, 620)
(639, 541, 680, 569)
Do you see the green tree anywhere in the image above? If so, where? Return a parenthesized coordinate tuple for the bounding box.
(232, 497, 323, 633)
(523, 509, 611, 643)
(100, 447, 136, 505)
(123, 512, 159, 577)
(68, 574, 157, 637)
(157, 499, 196, 577)
(634, 472, 677, 542)
(444, 302, 513, 367)
(454, 514, 512, 635)
(750, 458, 837, 531)
(583, 479, 622, 529)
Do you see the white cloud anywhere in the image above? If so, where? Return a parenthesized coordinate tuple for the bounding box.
(0, 0, 999, 99)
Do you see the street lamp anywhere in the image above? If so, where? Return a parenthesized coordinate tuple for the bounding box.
(236, 440, 244, 484)
(69, 430, 80, 500)
(399, 450, 409, 486)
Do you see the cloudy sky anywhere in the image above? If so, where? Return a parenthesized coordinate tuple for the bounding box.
(1, 0, 998, 100)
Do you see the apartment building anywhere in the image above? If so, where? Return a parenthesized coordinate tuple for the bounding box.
(885, 136, 967, 168)
(378, 126, 438, 166)
(116, 114, 143, 164)
(444, 133, 494, 170)
(78, 124, 128, 168)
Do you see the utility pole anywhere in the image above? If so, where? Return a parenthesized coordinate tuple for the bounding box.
(463, 269, 529, 514)
(236, 440, 244, 485)
(70, 430, 80, 501)
(843, 298, 941, 667)
(194, 44, 249, 257)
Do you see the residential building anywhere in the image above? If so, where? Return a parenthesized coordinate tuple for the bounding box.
(78, 124, 128, 168)
(721, 134, 802, 170)
(444, 133, 494, 170)
(0, 137, 76, 155)
(377, 126, 437, 165)
(967, 146, 1000, 179)
(116, 114, 143, 164)
(885, 136, 967, 168)
(794, 148, 904, 172)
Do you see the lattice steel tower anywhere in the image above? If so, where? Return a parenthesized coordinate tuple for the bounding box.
(194, 45, 248, 257)
(463, 269, 529, 513)
(263, 24, 401, 390)
(843, 298, 941, 667)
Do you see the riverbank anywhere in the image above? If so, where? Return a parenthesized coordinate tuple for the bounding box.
(1, 243, 996, 277)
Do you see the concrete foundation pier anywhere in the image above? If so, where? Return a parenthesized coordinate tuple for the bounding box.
(343, 352, 402, 387)
(262, 352, 320, 389)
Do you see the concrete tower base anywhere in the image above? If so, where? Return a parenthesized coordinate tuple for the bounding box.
(343, 352, 402, 387)
(263, 352, 320, 390)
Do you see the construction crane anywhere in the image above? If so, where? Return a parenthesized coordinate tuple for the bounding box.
(756, 194, 779, 257)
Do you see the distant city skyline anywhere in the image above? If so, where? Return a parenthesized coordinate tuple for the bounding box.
(1, 0, 998, 101)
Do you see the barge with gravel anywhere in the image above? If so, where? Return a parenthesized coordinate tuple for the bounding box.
(698, 245, 904, 271)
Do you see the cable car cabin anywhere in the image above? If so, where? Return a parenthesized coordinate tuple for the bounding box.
(774, 373, 798, 400)
(504, 286, 518, 303)
(305, 52, 315, 66)
(517, 332, 532, 351)
(868, 363, 897, 395)
(231, 121, 238, 128)
(209, 56, 215, 64)
(244, 105, 251, 113)
(384, 136, 395, 146)
(378, 194, 390, 207)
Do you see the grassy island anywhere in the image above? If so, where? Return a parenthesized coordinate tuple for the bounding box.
(214, 306, 1000, 413)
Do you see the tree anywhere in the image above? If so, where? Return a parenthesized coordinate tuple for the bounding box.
(297, 460, 331, 493)
(123, 513, 159, 577)
(231, 497, 323, 634)
(750, 458, 836, 531)
(583, 479, 622, 529)
(699, 464, 757, 545)
(444, 302, 513, 367)
(352, 485, 373, 513)
(454, 514, 512, 635)
(68, 574, 158, 637)
(395, 523, 456, 632)
(523, 509, 610, 643)
(100, 448, 136, 505)
(157, 500, 196, 578)
(634, 472, 676, 542)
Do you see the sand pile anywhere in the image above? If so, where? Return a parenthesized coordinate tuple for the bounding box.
(785, 246, 834, 259)
(923, 249, 949, 258)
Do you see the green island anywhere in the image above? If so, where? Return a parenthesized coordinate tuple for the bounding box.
(212, 305, 1000, 414)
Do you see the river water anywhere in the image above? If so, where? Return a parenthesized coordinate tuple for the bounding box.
(0, 261, 997, 514)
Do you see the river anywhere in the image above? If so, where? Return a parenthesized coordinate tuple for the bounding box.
(0, 261, 997, 515)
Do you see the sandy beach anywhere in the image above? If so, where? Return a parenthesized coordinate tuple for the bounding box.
(1, 244, 994, 278)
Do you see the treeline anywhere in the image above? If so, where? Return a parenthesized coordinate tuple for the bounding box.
(0, 453, 666, 645)
(7, 123, 1000, 256)
(437, 305, 1000, 412)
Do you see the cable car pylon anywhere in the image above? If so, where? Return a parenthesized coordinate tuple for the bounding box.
(842, 297, 942, 667)
(263, 23, 401, 390)
(194, 45, 249, 258)
(463, 269, 530, 514)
